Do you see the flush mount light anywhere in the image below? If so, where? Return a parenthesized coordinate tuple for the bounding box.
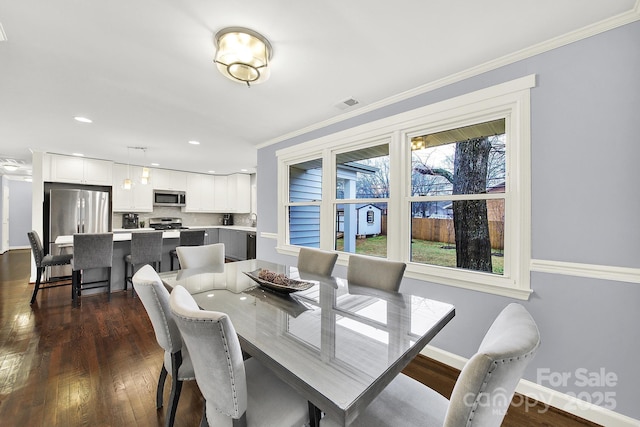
(214, 27, 273, 87)
(188, 140, 200, 145)
(74, 116, 92, 123)
(72, 153, 84, 157)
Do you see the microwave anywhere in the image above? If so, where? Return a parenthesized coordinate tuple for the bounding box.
(153, 190, 186, 207)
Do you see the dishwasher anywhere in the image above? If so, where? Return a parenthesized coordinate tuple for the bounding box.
(246, 232, 256, 260)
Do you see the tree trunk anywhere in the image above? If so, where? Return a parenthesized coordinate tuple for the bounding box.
(452, 137, 493, 272)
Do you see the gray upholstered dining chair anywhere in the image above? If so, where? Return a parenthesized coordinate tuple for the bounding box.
(297, 247, 338, 276)
(170, 229, 206, 270)
(133, 265, 194, 427)
(175, 243, 224, 269)
(169, 285, 310, 427)
(346, 254, 406, 292)
(71, 233, 113, 305)
(320, 303, 541, 427)
(27, 230, 73, 304)
(124, 231, 163, 296)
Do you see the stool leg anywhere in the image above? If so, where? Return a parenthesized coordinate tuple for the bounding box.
(107, 267, 112, 302)
(124, 261, 128, 291)
(30, 266, 44, 304)
(131, 264, 136, 297)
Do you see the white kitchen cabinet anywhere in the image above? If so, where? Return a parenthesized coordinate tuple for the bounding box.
(184, 173, 215, 212)
(210, 174, 250, 213)
(112, 163, 153, 212)
(46, 153, 113, 185)
(152, 168, 187, 191)
(213, 175, 229, 211)
(227, 173, 251, 213)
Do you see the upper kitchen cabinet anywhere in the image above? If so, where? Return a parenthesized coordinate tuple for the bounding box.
(184, 173, 216, 212)
(112, 163, 153, 212)
(152, 168, 187, 191)
(227, 173, 251, 213)
(213, 175, 229, 211)
(45, 153, 113, 185)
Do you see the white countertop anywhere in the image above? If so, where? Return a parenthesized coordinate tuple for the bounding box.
(57, 225, 257, 245)
(113, 225, 256, 233)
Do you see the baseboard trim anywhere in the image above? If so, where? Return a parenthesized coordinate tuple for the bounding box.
(420, 345, 639, 427)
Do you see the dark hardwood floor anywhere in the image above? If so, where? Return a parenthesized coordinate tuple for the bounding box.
(0, 249, 600, 426)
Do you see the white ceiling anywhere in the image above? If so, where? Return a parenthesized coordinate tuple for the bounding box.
(0, 0, 637, 178)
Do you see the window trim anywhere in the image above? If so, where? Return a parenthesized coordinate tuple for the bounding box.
(277, 75, 534, 299)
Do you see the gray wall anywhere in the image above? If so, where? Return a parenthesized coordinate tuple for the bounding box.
(9, 180, 32, 248)
(257, 21, 640, 419)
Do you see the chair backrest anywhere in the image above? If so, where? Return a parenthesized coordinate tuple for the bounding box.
(176, 243, 224, 269)
(131, 231, 163, 264)
(132, 264, 182, 354)
(178, 229, 205, 247)
(27, 230, 45, 267)
(444, 303, 541, 427)
(72, 233, 114, 271)
(297, 247, 338, 276)
(346, 255, 406, 292)
(169, 285, 248, 421)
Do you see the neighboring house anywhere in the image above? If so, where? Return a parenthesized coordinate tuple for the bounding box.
(336, 204, 382, 236)
(289, 161, 378, 248)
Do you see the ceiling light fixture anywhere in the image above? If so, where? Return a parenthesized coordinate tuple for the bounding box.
(188, 140, 200, 145)
(214, 27, 273, 87)
(74, 116, 92, 123)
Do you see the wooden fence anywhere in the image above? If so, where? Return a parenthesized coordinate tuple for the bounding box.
(381, 216, 504, 250)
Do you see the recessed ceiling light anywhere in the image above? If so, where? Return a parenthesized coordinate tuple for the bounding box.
(74, 116, 93, 123)
(24, 177, 32, 182)
(151, 163, 160, 166)
(72, 153, 84, 157)
(3, 165, 18, 172)
(208, 170, 215, 174)
(241, 169, 248, 172)
(188, 140, 200, 145)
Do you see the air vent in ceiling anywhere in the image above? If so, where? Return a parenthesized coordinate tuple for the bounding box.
(0, 23, 6, 42)
(334, 97, 359, 110)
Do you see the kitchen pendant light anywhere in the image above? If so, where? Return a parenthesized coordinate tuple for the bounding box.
(140, 147, 151, 185)
(123, 147, 132, 190)
(214, 27, 273, 87)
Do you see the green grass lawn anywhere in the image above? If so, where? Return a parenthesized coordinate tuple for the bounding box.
(336, 235, 504, 275)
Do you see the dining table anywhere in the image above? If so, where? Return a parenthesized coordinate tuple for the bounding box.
(159, 259, 455, 427)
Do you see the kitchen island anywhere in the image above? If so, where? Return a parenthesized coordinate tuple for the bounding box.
(54, 225, 256, 294)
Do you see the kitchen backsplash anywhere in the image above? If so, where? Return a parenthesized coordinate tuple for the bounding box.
(112, 206, 254, 228)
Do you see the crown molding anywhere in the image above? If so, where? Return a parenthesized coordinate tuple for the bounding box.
(257, 2, 640, 150)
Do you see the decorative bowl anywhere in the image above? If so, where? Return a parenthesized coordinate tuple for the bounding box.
(243, 268, 314, 294)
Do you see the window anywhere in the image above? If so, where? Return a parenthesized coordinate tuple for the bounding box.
(409, 119, 505, 275)
(335, 143, 389, 257)
(277, 75, 534, 299)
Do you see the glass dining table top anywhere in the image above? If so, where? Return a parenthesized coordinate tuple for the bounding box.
(160, 259, 455, 426)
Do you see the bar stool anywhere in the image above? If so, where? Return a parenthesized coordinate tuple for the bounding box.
(71, 233, 114, 305)
(27, 230, 73, 304)
(124, 231, 163, 295)
(169, 229, 205, 270)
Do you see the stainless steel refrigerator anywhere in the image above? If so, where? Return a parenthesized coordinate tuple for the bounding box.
(49, 188, 110, 276)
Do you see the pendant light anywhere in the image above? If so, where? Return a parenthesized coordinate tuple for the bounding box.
(123, 147, 132, 190)
(140, 147, 150, 185)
